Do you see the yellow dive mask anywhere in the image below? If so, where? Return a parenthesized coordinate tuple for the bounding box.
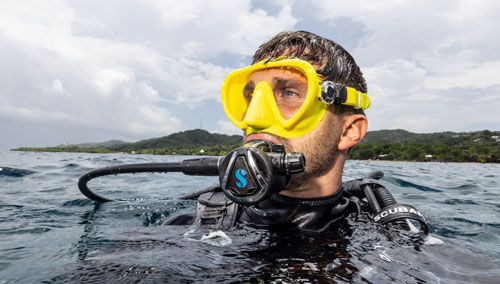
(221, 58, 370, 139)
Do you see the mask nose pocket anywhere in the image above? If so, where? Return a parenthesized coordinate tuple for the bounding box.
(243, 81, 276, 129)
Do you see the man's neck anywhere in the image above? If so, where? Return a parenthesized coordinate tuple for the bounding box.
(280, 157, 345, 198)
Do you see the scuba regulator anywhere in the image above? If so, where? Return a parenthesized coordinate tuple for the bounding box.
(78, 140, 305, 205)
(218, 140, 304, 204)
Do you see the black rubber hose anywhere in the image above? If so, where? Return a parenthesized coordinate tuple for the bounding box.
(373, 186, 397, 208)
(362, 170, 397, 210)
(78, 163, 184, 202)
(361, 171, 385, 214)
(363, 185, 381, 213)
(78, 157, 222, 202)
(373, 183, 411, 230)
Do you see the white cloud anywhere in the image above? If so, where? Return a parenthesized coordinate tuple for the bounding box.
(363, 59, 427, 95)
(147, 0, 297, 56)
(212, 120, 243, 136)
(311, 0, 500, 83)
(95, 69, 131, 96)
(49, 79, 65, 95)
(309, 0, 500, 132)
(0, 0, 297, 147)
(424, 61, 500, 89)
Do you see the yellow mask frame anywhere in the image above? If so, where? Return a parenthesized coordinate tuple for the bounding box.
(221, 58, 370, 138)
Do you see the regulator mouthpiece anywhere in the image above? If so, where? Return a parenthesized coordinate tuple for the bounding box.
(219, 140, 305, 205)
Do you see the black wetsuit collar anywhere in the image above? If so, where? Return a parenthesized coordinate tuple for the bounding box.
(238, 185, 350, 232)
(269, 186, 344, 207)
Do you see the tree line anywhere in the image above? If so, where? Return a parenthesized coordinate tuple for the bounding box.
(348, 141, 500, 163)
(348, 129, 500, 163)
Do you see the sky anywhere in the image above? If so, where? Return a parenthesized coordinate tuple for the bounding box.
(1, 0, 499, 149)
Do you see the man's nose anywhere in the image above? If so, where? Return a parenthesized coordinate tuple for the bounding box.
(242, 81, 274, 129)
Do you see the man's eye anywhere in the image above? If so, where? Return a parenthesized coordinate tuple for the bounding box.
(277, 88, 300, 99)
(243, 89, 253, 104)
(243, 90, 253, 97)
(243, 85, 254, 97)
(283, 89, 298, 97)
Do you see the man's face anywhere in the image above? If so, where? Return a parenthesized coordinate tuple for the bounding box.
(243, 67, 344, 187)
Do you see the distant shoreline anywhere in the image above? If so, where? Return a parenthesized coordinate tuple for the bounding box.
(352, 159, 493, 165)
(9, 149, 499, 164)
(9, 129, 500, 164)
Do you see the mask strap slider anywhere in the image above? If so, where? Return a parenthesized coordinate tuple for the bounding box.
(356, 91, 362, 109)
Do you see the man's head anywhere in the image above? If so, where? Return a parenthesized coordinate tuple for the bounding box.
(222, 31, 369, 197)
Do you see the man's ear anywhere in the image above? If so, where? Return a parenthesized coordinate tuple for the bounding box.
(337, 114, 368, 151)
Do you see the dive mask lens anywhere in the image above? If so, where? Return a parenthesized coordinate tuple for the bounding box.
(245, 67, 309, 120)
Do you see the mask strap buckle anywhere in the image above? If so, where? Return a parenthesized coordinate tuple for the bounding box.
(320, 81, 347, 105)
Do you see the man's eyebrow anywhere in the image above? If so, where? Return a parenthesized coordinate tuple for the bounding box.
(244, 77, 304, 92)
(272, 77, 304, 87)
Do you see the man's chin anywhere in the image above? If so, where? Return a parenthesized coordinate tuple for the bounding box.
(286, 171, 310, 190)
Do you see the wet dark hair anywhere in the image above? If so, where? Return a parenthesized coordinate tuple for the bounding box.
(252, 31, 367, 116)
(252, 31, 367, 93)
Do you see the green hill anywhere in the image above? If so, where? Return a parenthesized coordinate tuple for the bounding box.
(110, 129, 241, 151)
(361, 129, 417, 143)
(109, 129, 242, 154)
(13, 129, 243, 156)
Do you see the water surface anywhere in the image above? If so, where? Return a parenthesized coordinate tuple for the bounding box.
(1, 150, 499, 283)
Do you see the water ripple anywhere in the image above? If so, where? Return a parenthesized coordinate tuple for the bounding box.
(0, 166, 36, 177)
(383, 176, 442, 192)
(62, 199, 96, 207)
(444, 199, 480, 205)
(444, 184, 479, 190)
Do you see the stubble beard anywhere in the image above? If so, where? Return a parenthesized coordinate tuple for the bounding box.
(276, 116, 343, 190)
(242, 112, 344, 191)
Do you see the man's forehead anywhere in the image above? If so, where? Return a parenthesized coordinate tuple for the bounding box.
(244, 68, 309, 88)
(253, 61, 326, 84)
(249, 66, 306, 78)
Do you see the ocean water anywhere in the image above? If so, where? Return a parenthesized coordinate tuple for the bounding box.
(0, 149, 499, 283)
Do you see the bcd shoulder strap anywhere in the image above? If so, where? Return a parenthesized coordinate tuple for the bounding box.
(344, 174, 429, 235)
(193, 188, 239, 229)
